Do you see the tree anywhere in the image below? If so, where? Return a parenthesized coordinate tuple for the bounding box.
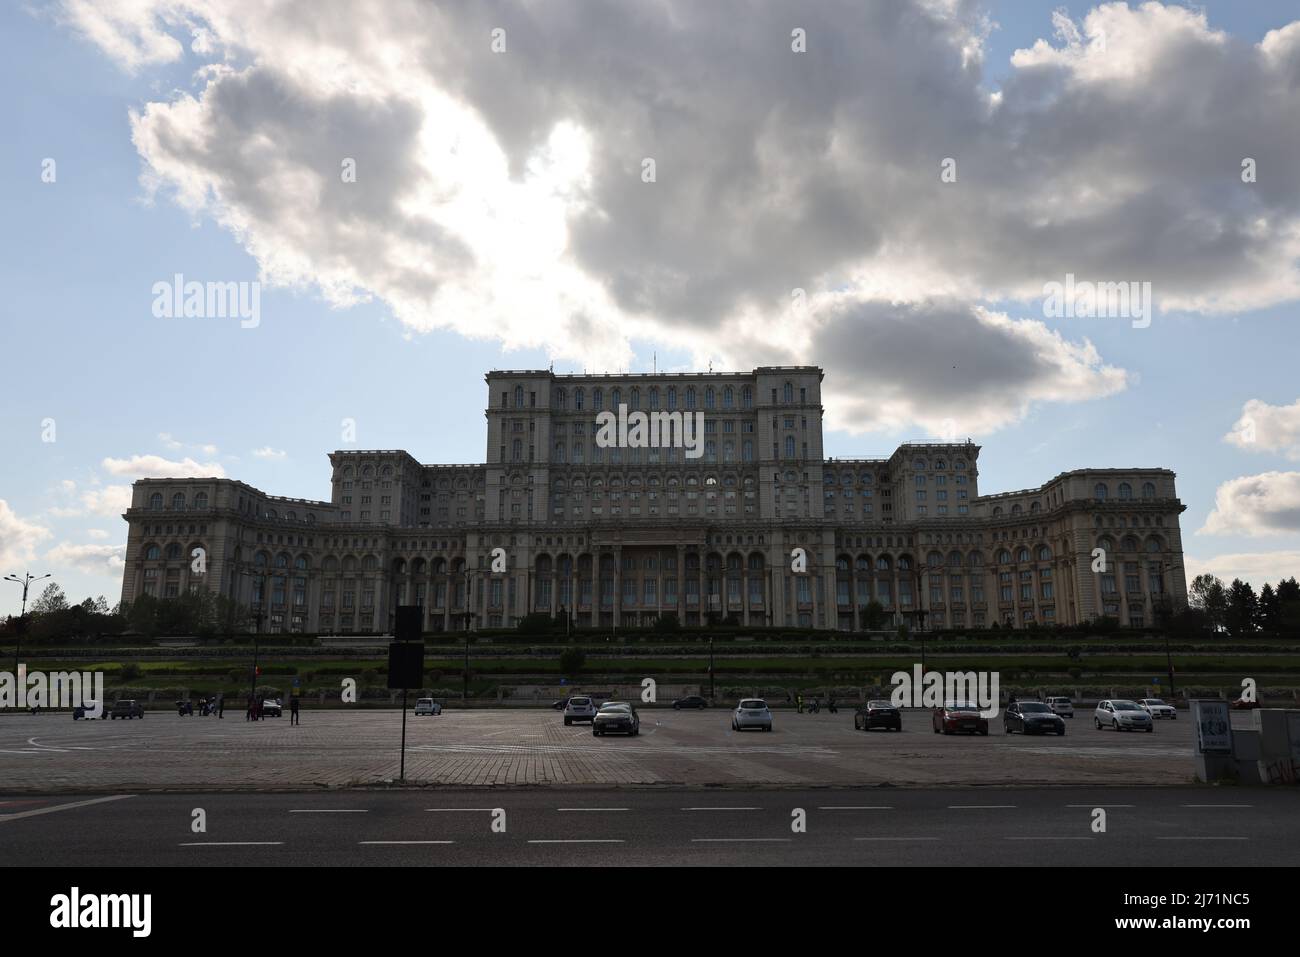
(1188, 573, 1228, 630)
(30, 583, 68, 616)
(860, 600, 887, 631)
(1225, 579, 1259, 637)
(1258, 583, 1281, 633)
(558, 646, 586, 678)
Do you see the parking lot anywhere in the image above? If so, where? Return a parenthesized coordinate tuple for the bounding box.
(0, 705, 1245, 791)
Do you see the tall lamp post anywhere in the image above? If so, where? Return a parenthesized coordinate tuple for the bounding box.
(1157, 561, 1176, 698)
(461, 568, 474, 702)
(4, 572, 51, 675)
(237, 565, 271, 708)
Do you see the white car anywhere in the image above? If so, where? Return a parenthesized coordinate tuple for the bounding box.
(563, 695, 597, 725)
(1046, 696, 1074, 718)
(1138, 698, 1176, 719)
(414, 698, 442, 715)
(732, 698, 772, 732)
(1094, 699, 1154, 732)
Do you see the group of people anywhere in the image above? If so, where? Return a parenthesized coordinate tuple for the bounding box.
(176, 695, 223, 717)
(791, 692, 838, 714)
(244, 694, 301, 724)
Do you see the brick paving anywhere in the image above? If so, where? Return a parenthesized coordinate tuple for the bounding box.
(0, 708, 1217, 791)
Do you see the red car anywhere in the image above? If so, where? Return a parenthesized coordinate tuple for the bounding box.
(932, 702, 989, 735)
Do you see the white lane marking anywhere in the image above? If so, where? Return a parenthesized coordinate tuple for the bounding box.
(947, 805, 1016, 809)
(1066, 804, 1135, 808)
(528, 839, 625, 844)
(1155, 836, 1249, 841)
(0, 794, 135, 823)
(818, 806, 892, 810)
(691, 838, 791, 843)
(288, 809, 369, 813)
(180, 841, 284, 846)
(1006, 836, 1096, 841)
(854, 837, 939, 842)
(426, 808, 496, 812)
(681, 807, 761, 811)
(359, 840, 455, 845)
(1181, 804, 1253, 808)
(557, 808, 629, 812)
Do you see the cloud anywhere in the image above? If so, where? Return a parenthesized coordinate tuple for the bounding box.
(63, 485, 135, 519)
(101, 454, 225, 479)
(158, 433, 219, 455)
(1224, 398, 1300, 459)
(1199, 471, 1300, 536)
(0, 501, 54, 571)
(56, 1, 1300, 433)
(86, 529, 111, 540)
(1185, 550, 1300, 590)
(45, 541, 127, 575)
(252, 446, 287, 460)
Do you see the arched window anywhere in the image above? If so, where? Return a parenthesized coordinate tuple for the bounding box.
(1037, 545, 1051, 561)
(629, 388, 639, 410)
(686, 387, 696, 409)
(1142, 482, 1156, 499)
(514, 385, 523, 407)
(611, 388, 621, 407)
(171, 492, 186, 510)
(574, 387, 584, 410)
(164, 543, 181, 560)
(193, 492, 208, 509)
(1119, 483, 1132, 500)
(144, 544, 161, 560)
(783, 382, 794, 403)
(593, 388, 603, 411)
(705, 387, 715, 409)
(667, 387, 677, 409)
(723, 386, 734, 408)
(784, 436, 796, 458)
(149, 493, 163, 510)
(1017, 547, 1030, 563)
(1094, 483, 1108, 501)
(742, 387, 753, 408)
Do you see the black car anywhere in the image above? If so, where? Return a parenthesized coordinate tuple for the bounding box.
(854, 699, 902, 732)
(592, 702, 640, 736)
(1004, 700, 1066, 735)
(672, 695, 708, 710)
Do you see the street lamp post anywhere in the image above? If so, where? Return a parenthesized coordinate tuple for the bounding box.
(4, 572, 51, 676)
(461, 568, 474, 702)
(237, 566, 270, 710)
(709, 634, 715, 700)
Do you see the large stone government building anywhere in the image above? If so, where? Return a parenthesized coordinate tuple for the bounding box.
(119, 368, 1188, 633)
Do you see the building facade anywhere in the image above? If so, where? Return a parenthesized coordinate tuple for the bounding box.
(119, 367, 1188, 633)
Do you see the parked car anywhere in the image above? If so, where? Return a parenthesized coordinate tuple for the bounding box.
(109, 699, 143, 720)
(592, 701, 640, 736)
(931, 702, 989, 735)
(414, 698, 442, 716)
(1094, 699, 1154, 732)
(563, 696, 597, 725)
(854, 700, 902, 732)
(672, 695, 709, 710)
(72, 700, 100, 720)
(1231, 696, 1260, 710)
(732, 698, 773, 732)
(1046, 696, 1075, 718)
(1138, 698, 1176, 719)
(551, 698, 568, 710)
(1004, 700, 1066, 735)
(261, 698, 283, 718)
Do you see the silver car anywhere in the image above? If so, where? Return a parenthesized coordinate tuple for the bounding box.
(732, 698, 772, 732)
(1046, 696, 1075, 718)
(1139, 698, 1176, 719)
(563, 695, 597, 725)
(1094, 699, 1154, 732)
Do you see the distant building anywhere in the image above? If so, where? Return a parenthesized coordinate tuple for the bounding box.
(119, 367, 1187, 632)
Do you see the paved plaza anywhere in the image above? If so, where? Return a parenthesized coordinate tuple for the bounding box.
(0, 707, 1238, 791)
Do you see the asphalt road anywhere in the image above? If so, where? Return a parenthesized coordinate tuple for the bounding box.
(2, 788, 1296, 866)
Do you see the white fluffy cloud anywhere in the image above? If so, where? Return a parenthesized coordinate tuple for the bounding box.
(252, 446, 287, 460)
(1224, 398, 1300, 460)
(1185, 550, 1300, 589)
(45, 541, 127, 576)
(1199, 471, 1300, 537)
(0, 501, 53, 571)
(101, 454, 225, 479)
(55, 1, 1300, 433)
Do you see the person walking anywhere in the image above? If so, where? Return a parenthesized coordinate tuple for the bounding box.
(290, 695, 300, 726)
(796, 693, 804, 714)
(246, 695, 255, 721)
(217, 693, 225, 719)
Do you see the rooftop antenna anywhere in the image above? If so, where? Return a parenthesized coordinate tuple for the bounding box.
(653, 352, 657, 374)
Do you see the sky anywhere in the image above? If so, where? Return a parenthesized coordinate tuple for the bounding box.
(3, 0, 1300, 614)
